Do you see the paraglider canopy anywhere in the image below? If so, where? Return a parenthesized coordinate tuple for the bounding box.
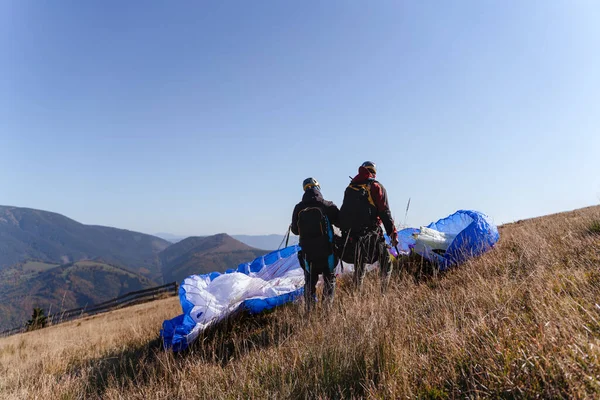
(397, 210, 499, 270)
(161, 210, 499, 351)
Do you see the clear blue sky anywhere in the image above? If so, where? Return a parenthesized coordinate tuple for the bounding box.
(2, 1, 599, 236)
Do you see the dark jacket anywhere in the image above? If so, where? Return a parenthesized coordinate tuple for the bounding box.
(350, 166, 397, 237)
(291, 187, 340, 236)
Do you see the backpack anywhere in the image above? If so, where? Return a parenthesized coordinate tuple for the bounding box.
(339, 179, 378, 233)
(297, 207, 334, 262)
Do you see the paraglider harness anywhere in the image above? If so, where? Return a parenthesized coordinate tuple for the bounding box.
(338, 178, 394, 264)
(297, 206, 336, 272)
(338, 227, 386, 265)
(339, 178, 378, 233)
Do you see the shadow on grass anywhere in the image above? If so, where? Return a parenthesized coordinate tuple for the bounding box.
(73, 305, 301, 397)
(185, 304, 300, 366)
(396, 252, 440, 284)
(67, 336, 163, 398)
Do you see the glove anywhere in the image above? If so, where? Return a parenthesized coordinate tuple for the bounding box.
(390, 231, 399, 247)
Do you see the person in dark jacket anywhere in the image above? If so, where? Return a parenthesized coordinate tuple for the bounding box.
(339, 161, 398, 290)
(291, 177, 340, 311)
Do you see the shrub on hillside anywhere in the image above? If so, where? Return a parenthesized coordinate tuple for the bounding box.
(588, 220, 600, 234)
(25, 307, 47, 331)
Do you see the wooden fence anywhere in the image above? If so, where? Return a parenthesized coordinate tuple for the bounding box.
(0, 282, 178, 338)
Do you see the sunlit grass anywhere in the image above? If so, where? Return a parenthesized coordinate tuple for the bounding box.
(1, 206, 600, 399)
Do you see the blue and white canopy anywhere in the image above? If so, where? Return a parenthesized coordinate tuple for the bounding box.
(161, 210, 499, 351)
(161, 245, 304, 351)
(393, 210, 499, 270)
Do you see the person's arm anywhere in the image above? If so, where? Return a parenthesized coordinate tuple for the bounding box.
(325, 201, 340, 228)
(371, 182, 397, 237)
(291, 204, 300, 235)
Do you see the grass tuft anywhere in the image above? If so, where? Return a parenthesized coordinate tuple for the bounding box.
(588, 219, 600, 235)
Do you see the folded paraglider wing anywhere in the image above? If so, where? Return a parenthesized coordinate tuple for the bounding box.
(161, 245, 303, 351)
(161, 210, 499, 351)
(398, 210, 499, 270)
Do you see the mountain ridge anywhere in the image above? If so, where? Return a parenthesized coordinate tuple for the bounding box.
(0, 206, 276, 329)
(0, 205, 170, 281)
(0, 206, 279, 328)
(154, 232, 299, 250)
(159, 233, 269, 283)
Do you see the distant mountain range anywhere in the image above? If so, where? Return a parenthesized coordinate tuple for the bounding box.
(155, 232, 298, 250)
(0, 205, 289, 331)
(160, 234, 268, 283)
(154, 232, 187, 243)
(233, 234, 298, 250)
(0, 206, 169, 281)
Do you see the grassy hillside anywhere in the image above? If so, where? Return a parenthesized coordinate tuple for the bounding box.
(0, 206, 170, 280)
(1, 206, 600, 398)
(159, 233, 268, 283)
(0, 261, 155, 331)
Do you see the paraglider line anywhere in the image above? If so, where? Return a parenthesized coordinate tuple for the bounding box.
(403, 197, 411, 227)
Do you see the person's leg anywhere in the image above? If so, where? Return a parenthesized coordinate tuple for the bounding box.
(322, 261, 336, 305)
(378, 237, 393, 292)
(364, 232, 379, 266)
(303, 264, 311, 311)
(304, 262, 318, 312)
(353, 237, 367, 289)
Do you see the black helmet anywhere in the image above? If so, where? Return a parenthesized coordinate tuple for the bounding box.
(361, 161, 377, 175)
(302, 177, 320, 191)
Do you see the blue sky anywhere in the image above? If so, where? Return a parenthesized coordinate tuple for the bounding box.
(2, 1, 599, 236)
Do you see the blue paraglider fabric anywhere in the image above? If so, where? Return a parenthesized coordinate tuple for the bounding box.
(161, 210, 499, 351)
(161, 245, 303, 351)
(406, 210, 499, 270)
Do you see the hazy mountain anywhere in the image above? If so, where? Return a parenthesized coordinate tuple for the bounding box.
(0, 206, 170, 281)
(233, 234, 298, 251)
(160, 234, 268, 283)
(155, 232, 299, 250)
(0, 260, 155, 331)
(154, 233, 186, 243)
(0, 206, 285, 330)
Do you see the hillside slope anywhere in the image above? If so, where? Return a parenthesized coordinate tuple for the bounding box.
(0, 206, 170, 280)
(0, 261, 155, 331)
(1, 205, 600, 398)
(159, 233, 268, 283)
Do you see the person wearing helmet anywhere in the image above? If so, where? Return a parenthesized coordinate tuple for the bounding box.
(339, 161, 398, 290)
(291, 177, 340, 311)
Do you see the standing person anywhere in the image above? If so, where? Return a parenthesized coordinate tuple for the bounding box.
(339, 161, 398, 290)
(291, 178, 340, 311)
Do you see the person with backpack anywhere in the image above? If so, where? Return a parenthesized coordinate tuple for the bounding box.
(339, 161, 398, 290)
(291, 177, 340, 311)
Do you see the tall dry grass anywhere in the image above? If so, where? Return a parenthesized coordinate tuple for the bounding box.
(1, 206, 600, 399)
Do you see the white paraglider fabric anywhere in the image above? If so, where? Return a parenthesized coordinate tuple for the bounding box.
(176, 250, 304, 346)
(413, 226, 457, 253)
(161, 245, 373, 351)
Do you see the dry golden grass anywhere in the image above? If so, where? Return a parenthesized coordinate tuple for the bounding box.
(1, 205, 600, 399)
(0, 297, 181, 399)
